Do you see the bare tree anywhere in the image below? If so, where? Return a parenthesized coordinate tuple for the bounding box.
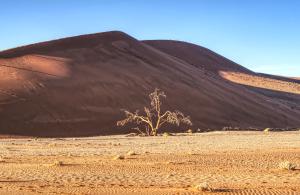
(117, 88, 192, 136)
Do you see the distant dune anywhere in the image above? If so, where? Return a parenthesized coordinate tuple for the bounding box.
(0, 31, 300, 137)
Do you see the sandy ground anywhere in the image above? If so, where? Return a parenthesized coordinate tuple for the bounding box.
(0, 131, 300, 195)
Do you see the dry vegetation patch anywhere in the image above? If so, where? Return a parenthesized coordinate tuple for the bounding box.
(264, 128, 271, 132)
(278, 161, 297, 170)
(194, 182, 213, 192)
(163, 132, 172, 137)
(113, 155, 125, 160)
(126, 151, 136, 156)
(0, 156, 5, 163)
(50, 160, 64, 167)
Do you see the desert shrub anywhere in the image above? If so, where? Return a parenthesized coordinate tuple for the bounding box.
(163, 132, 172, 137)
(188, 151, 197, 155)
(113, 155, 125, 160)
(126, 151, 136, 156)
(264, 128, 270, 132)
(117, 88, 192, 136)
(278, 161, 297, 170)
(52, 160, 64, 166)
(194, 182, 212, 192)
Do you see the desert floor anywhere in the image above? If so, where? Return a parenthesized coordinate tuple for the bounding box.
(0, 131, 300, 195)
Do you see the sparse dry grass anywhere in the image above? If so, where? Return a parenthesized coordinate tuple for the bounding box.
(194, 182, 212, 192)
(127, 151, 136, 156)
(48, 143, 57, 147)
(188, 151, 197, 155)
(278, 161, 297, 170)
(113, 155, 125, 160)
(51, 160, 64, 166)
(264, 128, 270, 132)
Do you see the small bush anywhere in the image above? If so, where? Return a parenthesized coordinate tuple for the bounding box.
(127, 151, 136, 156)
(52, 160, 64, 166)
(163, 132, 171, 137)
(194, 182, 212, 192)
(113, 155, 125, 160)
(279, 161, 297, 170)
(188, 151, 197, 155)
(264, 128, 270, 132)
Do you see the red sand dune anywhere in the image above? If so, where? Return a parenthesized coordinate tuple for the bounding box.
(0, 31, 300, 137)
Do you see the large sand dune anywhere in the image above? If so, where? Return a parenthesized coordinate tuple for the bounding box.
(0, 31, 300, 136)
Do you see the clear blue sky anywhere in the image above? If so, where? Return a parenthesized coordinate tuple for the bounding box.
(1, 0, 300, 76)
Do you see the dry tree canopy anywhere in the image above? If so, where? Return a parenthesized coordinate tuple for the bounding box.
(117, 88, 192, 136)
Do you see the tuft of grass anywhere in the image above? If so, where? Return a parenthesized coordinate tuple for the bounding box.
(264, 128, 271, 132)
(163, 132, 171, 137)
(194, 182, 212, 192)
(279, 161, 297, 170)
(126, 151, 136, 156)
(113, 155, 125, 160)
(188, 151, 197, 155)
(52, 160, 64, 166)
(48, 143, 57, 147)
(125, 133, 138, 137)
(166, 174, 174, 178)
(165, 161, 174, 165)
(0, 156, 5, 163)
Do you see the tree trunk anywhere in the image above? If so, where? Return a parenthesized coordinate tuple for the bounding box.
(151, 128, 158, 136)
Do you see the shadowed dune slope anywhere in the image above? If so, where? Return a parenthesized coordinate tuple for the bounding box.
(0, 31, 299, 137)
